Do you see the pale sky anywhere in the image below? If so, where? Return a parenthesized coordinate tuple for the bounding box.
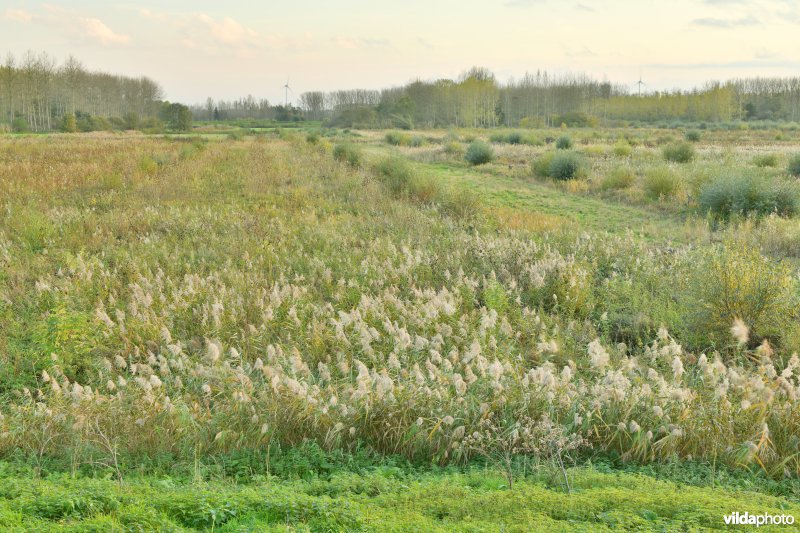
(2, 0, 799, 104)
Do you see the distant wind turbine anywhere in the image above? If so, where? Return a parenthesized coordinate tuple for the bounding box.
(635, 71, 645, 97)
(283, 77, 293, 107)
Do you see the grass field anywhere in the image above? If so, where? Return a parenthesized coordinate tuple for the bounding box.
(2, 127, 800, 529)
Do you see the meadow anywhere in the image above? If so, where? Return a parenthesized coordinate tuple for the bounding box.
(2, 126, 800, 529)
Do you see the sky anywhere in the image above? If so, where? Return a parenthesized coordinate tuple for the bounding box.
(1, 0, 800, 105)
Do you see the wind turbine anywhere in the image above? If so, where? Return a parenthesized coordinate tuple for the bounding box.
(635, 70, 645, 97)
(283, 77, 293, 107)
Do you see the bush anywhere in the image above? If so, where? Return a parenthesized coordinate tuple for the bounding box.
(408, 135, 426, 147)
(643, 167, 681, 199)
(601, 166, 635, 190)
(464, 141, 494, 165)
(376, 156, 414, 197)
(548, 151, 585, 180)
(333, 143, 362, 167)
(555, 136, 573, 150)
(506, 131, 523, 145)
(788, 154, 800, 177)
(752, 153, 779, 168)
(612, 141, 632, 157)
(60, 114, 77, 133)
(306, 131, 321, 144)
(684, 130, 701, 142)
(11, 117, 29, 133)
(662, 142, 695, 163)
(385, 131, 410, 146)
(698, 174, 798, 219)
(532, 152, 556, 177)
(689, 240, 798, 350)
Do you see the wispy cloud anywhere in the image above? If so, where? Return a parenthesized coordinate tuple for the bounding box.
(691, 15, 760, 28)
(196, 14, 259, 47)
(575, 3, 594, 12)
(78, 17, 129, 45)
(331, 36, 389, 50)
(2, 8, 33, 22)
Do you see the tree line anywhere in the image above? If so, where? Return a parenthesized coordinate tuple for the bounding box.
(0, 51, 191, 133)
(287, 68, 800, 128)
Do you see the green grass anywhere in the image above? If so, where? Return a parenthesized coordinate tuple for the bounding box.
(419, 161, 699, 242)
(1, 463, 797, 531)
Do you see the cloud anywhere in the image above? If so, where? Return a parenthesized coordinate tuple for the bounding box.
(691, 15, 760, 27)
(575, 3, 594, 12)
(331, 36, 389, 49)
(3, 8, 33, 22)
(197, 14, 259, 47)
(78, 17, 129, 44)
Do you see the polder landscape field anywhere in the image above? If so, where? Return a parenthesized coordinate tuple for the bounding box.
(2, 123, 800, 530)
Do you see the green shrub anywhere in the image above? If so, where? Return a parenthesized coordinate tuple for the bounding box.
(663, 142, 695, 163)
(532, 151, 556, 177)
(684, 130, 701, 142)
(377, 156, 414, 197)
(612, 141, 632, 157)
(555, 135, 573, 150)
(506, 131, 523, 145)
(698, 174, 798, 219)
(688, 240, 799, 350)
(408, 135, 426, 147)
(306, 131, 321, 144)
(643, 167, 681, 199)
(464, 141, 494, 165)
(548, 151, 585, 180)
(11, 117, 29, 133)
(385, 131, 410, 146)
(601, 166, 635, 190)
(788, 154, 800, 177)
(333, 143, 362, 167)
(752, 153, 779, 168)
(60, 114, 77, 133)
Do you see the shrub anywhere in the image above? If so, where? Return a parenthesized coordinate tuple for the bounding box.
(601, 166, 635, 190)
(788, 154, 800, 177)
(408, 135, 426, 147)
(689, 240, 798, 350)
(662, 142, 695, 163)
(464, 140, 494, 165)
(643, 167, 681, 199)
(698, 174, 798, 219)
(60, 114, 77, 133)
(612, 141, 632, 157)
(377, 156, 414, 197)
(506, 131, 523, 145)
(532, 152, 556, 177)
(555, 136, 573, 150)
(752, 153, 779, 168)
(684, 130, 701, 142)
(306, 131, 321, 144)
(548, 151, 585, 181)
(333, 143, 362, 167)
(385, 131, 410, 146)
(11, 117, 29, 133)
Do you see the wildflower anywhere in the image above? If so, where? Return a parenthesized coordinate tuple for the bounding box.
(206, 342, 221, 365)
(443, 415, 455, 426)
(730, 319, 749, 346)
